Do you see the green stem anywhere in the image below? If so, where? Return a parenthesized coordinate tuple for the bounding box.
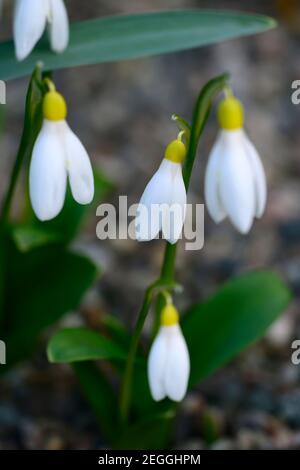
(120, 283, 155, 423)
(0, 133, 30, 223)
(0, 65, 45, 223)
(120, 278, 177, 423)
(120, 73, 229, 424)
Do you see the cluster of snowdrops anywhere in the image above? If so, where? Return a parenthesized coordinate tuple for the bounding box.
(3, 0, 267, 403)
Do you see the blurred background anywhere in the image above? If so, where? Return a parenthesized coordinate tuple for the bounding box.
(1, 0, 300, 450)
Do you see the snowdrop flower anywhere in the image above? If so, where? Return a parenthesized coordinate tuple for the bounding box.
(135, 137, 187, 244)
(29, 80, 94, 221)
(148, 303, 190, 402)
(14, 0, 69, 61)
(205, 93, 267, 234)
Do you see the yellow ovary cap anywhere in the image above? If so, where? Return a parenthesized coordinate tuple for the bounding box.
(161, 304, 179, 326)
(164, 139, 186, 164)
(217, 96, 244, 130)
(43, 91, 67, 121)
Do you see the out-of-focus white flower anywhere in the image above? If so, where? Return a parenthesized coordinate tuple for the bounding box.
(148, 303, 190, 402)
(14, 0, 69, 61)
(29, 81, 94, 221)
(135, 138, 187, 244)
(205, 94, 267, 234)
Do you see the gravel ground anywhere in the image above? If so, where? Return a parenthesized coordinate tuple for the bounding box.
(1, 0, 300, 449)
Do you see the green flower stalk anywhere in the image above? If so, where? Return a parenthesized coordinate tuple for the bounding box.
(120, 74, 229, 423)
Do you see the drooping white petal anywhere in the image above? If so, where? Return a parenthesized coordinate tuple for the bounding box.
(135, 160, 172, 241)
(48, 0, 69, 53)
(59, 121, 94, 205)
(147, 329, 168, 401)
(204, 133, 227, 223)
(164, 325, 190, 402)
(13, 0, 49, 61)
(242, 130, 267, 218)
(29, 120, 67, 221)
(218, 130, 256, 234)
(161, 160, 187, 244)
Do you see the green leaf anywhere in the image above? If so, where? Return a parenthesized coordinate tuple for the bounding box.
(182, 271, 292, 386)
(0, 10, 276, 81)
(11, 224, 60, 252)
(72, 362, 120, 443)
(47, 327, 126, 363)
(101, 314, 131, 350)
(2, 242, 97, 366)
(114, 411, 175, 450)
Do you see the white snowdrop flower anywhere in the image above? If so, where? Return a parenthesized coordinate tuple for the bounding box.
(205, 94, 267, 234)
(14, 0, 69, 61)
(29, 81, 94, 221)
(148, 303, 190, 402)
(135, 137, 187, 244)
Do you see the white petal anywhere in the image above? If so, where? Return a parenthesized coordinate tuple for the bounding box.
(135, 160, 172, 241)
(161, 161, 187, 244)
(147, 329, 168, 401)
(135, 201, 161, 241)
(204, 133, 226, 223)
(29, 120, 67, 221)
(59, 121, 94, 205)
(164, 325, 190, 402)
(13, 0, 48, 60)
(242, 130, 267, 218)
(219, 130, 256, 234)
(48, 0, 69, 53)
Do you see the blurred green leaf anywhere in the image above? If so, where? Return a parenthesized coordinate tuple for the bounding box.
(48, 327, 126, 363)
(73, 362, 120, 443)
(115, 410, 175, 450)
(101, 314, 131, 350)
(1, 242, 97, 366)
(11, 224, 60, 252)
(0, 10, 276, 81)
(182, 271, 292, 386)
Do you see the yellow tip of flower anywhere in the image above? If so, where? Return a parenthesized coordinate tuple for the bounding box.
(218, 96, 244, 130)
(43, 91, 67, 121)
(161, 304, 179, 326)
(164, 139, 186, 164)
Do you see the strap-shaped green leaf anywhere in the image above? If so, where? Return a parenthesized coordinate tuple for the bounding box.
(0, 10, 276, 80)
(182, 271, 291, 386)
